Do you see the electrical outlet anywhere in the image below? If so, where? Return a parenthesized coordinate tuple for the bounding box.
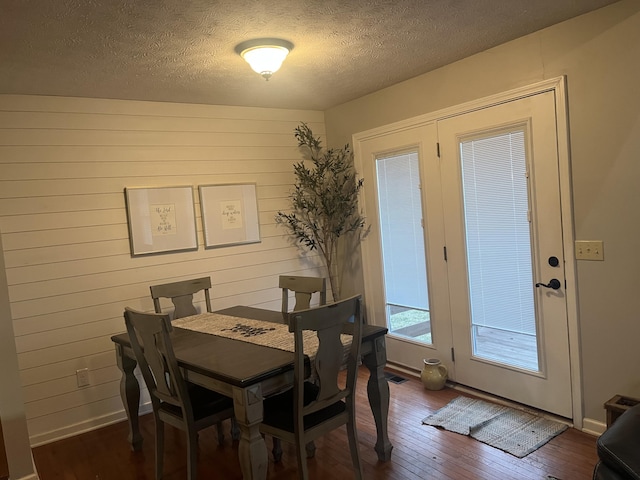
(76, 368, 90, 387)
(575, 240, 604, 261)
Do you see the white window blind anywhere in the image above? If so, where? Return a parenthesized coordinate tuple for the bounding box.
(460, 130, 536, 335)
(376, 152, 429, 310)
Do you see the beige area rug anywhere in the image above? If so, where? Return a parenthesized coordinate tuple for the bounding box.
(422, 396, 568, 458)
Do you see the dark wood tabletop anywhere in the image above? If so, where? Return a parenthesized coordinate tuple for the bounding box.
(110, 305, 387, 389)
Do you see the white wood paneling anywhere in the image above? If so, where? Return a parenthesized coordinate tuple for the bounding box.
(0, 94, 326, 443)
(22, 365, 122, 404)
(0, 144, 300, 164)
(20, 351, 115, 386)
(0, 172, 295, 198)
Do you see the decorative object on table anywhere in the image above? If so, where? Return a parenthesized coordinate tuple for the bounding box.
(420, 358, 448, 390)
(199, 183, 260, 248)
(172, 312, 351, 355)
(422, 396, 567, 457)
(124, 186, 198, 256)
(275, 123, 366, 301)
(220, 323, 277, 337)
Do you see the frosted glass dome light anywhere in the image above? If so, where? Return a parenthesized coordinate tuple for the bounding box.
(235, 38, 294, 80)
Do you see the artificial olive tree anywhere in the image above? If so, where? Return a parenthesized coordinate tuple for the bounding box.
(276, 123, 366, 301)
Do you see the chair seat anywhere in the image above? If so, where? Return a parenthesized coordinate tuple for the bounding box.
(160, 384, 234, 421)
(262, 381, 346, 432)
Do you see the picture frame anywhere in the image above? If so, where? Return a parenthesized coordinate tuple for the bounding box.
(124, 186, 198, 256)
(199, 183, 261, 248)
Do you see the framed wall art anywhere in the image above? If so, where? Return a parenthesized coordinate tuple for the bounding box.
(199, 183, 261, 248)
(124, 186, 198, 256)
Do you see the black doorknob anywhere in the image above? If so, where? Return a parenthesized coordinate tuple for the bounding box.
(535, 279, 561, 290)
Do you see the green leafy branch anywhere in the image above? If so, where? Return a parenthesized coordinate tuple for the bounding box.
(276, 122, 366, 300)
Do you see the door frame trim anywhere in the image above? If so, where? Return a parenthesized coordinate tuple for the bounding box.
(353, 76, 582, 427)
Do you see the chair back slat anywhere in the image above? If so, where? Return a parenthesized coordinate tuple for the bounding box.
(150, 277, 212, 319)
(311, 324, 344, 401)
(279, 275, 327, 313)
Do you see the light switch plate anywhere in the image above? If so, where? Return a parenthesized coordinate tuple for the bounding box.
(575, 240, 604, 261)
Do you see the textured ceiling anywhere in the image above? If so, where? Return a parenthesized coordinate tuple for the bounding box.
(0, 0, 620, 111)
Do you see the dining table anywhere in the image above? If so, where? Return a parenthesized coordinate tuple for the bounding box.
(111, 305, 392, 480)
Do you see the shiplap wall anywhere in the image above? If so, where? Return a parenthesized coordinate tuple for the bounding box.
(0, 94, 326, 445)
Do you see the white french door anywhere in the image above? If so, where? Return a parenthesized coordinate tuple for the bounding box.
(439, 91, 572, 417)
(355, 82, 575, 419)
(357, 124, 453, 370)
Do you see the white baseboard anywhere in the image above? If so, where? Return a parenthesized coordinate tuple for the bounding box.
(29, 403, 153, 447)
(582, 417, 606, 436)
(12, 474, 39, 480)
(384, 361, 420, 378)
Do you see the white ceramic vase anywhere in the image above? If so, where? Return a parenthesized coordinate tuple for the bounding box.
(420, 358, 448, 390)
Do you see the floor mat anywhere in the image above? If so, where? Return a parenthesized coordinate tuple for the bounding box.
(422, 396, 568, 457)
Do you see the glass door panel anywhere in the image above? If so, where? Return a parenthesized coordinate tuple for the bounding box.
(460, 130, 538, 371)
(376, 151, 431, 344)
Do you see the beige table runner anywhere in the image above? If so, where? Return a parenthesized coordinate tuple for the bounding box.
(173, 312, 351, 358)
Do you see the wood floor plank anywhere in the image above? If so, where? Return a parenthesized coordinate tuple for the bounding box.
(31, 367, 599, 479)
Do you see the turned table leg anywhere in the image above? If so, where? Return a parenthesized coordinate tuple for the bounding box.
(362, 336, 393, 461)
(115, 344, 143, 451)
(233, 384, 268, 480)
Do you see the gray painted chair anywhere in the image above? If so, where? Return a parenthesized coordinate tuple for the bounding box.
(279, 275, 327, 313)
(149, 277, 239, 444)
(275, 275, 329, 458)
(150, 277, 212, 319)
(123, 307, 234, 480)
(260, 295, 364, 480)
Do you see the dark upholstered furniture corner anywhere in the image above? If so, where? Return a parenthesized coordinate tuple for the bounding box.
(593, 403, 640, 480)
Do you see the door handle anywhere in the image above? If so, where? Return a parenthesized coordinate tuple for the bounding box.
(535, 279, 561, 290)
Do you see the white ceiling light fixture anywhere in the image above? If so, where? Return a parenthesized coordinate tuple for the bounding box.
(235, 38, 294, 81)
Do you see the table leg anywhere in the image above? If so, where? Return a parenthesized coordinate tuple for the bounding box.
(362, 335, 393, 461)
(115, 344, 143, 451)
(233, 384, 268, 480)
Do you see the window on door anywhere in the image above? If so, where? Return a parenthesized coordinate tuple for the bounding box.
(460, 129, 539, 371)
(376, 151, 432, 344)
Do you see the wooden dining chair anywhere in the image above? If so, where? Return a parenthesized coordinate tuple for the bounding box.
(123, 307, 235, 480)
(279, 275, 327, 313)
(260, 295, 364, 480)
(150, 276, 212, 319)
(149, 277, 239, 443)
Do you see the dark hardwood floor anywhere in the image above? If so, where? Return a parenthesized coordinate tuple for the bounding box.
(32, 367, 599, 479)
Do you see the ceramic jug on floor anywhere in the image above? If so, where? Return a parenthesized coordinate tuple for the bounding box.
(421, 358, 448, 390)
